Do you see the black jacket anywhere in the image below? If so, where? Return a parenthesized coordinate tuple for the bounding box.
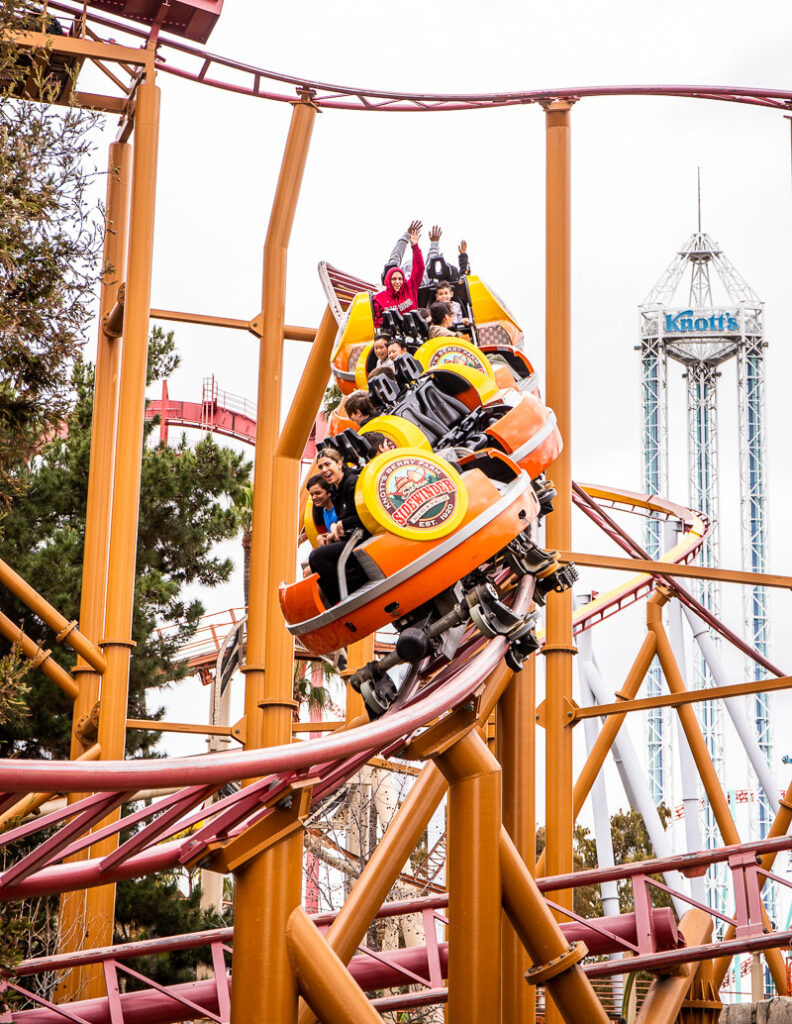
(332, 468, 367, 536)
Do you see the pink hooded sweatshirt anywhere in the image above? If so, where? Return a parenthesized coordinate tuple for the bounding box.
(372, 243, 425, 327)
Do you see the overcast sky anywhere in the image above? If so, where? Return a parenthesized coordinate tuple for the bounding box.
(77, 1, 792, 846)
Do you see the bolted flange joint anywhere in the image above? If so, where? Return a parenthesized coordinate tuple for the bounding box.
(523, 941, 587, 987)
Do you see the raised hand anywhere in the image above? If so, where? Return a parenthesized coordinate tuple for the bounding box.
(408, 224, 422, 246)
(459, 239, 467, 253)
(407, 219, 423, 236)
(429, 224, 442, 242)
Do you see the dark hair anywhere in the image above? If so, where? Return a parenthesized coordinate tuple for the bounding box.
(367, 365, 396, 381)
(306, 473, 328, 491)
(373, 332, 389, 343)
(388, 337, 408, 352)
(345, 393, 375, 418)
(435, 280, 453, 294)
(362, 430, 387, 451)
(430, 301, 452, 325)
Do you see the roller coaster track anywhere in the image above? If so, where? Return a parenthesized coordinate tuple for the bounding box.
(3, 485, 789, 1019)
(9, 832, 792, 1022)
(6, 13, 792, 1013)
(44, 2, 792, 114)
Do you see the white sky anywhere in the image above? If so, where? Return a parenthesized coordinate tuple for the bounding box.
(77, 1, 792, 857)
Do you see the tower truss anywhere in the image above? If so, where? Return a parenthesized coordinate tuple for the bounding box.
(639, 231, 770, 921)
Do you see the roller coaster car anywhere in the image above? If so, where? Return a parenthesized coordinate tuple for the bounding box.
(283, 443, 576, 716)
(352, 355, 562, 484)
(330, 276, 527, 395)
(280, 449, 545, 655)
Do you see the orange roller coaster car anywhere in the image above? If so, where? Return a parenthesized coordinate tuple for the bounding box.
(281, 332, 574, 716)
(330, 275, 527, 395)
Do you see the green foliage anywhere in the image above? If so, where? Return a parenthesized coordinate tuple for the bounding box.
(0, 329, 251, 759)
(536, 804, 673, 917)
(608, 804, 673, 913)
(536, 823, 603, 918)
(321, 381, 342, 416)
(0, 641, 30, 726)
(113, 874, 227, 987)
(0, 0, 102, 502)
(293, 662, 332, 716)
(231, 483, 253, 536)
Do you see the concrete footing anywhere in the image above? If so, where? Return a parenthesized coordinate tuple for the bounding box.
(721, 999, 792, 1023)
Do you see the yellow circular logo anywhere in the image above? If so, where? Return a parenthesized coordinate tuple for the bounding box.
(360, 415, 431, 452)
(431, 344, 484, 370)
(356, 449, 468, 540)
(415, 338, 495, 379)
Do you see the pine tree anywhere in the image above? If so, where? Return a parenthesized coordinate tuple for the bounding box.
(0, 328, 252, 758)
(0, 0, 103, 501)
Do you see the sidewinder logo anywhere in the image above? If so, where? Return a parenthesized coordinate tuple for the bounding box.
(377, 457, 458, 531)
(429, 344, 489, 374)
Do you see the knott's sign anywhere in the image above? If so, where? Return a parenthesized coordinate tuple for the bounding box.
(663, 309, 740, 334)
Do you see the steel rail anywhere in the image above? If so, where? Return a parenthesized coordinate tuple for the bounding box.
(44, 1, 792, 113)
(572, 481, 786, 677)
(0, 481, 712, 851)
(10, 834, 792, 1005)
(0, 579, 530, 793)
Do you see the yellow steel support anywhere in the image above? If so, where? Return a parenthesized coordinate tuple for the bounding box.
(500, 829, 610, 1024)
(344, 637, 372, 725)
(0, 558, 105, 672)
(78, 79, 160, 1000)
(497, 659, 536, 1023)
(649, 597, 788, 995)
(559, 550, 792, 590)
(230, 92, 317, 1024)
(298, 763, 447, 1024)
(0, 612, 79, 700)
(541, 103, 575, 1024)
(287, 907, 382, 1024)
(436, 731, 502, 1024)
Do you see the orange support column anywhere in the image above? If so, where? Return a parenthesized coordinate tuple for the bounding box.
(55, 139, 131, 1003)
(345, 636, 373, 724)
(535, 626, 657, 879)
(649, 596, 788, 996)
(499, 829, 610, 1024)
(287, 908, 382, 1024)
(436, 730, 502, 1024)
(541, 99, 575, 1016)
(497, 659, 536, 1023)
(71, 139, 131, 755)
(78, 79, 160, 1000)
(230, 92, 317, 1024)
(242, 89, 317, 752)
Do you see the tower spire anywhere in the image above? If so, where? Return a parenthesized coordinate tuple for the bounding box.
(697, 167, 702, 233)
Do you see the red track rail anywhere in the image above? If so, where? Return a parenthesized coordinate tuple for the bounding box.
(9, 836, 792, 1022)
(47, 1, 792, 113)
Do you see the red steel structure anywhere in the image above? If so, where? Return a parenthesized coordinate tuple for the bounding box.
(2, 3, 792, 1023)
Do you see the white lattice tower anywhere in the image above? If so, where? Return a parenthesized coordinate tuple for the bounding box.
(639, 229, 771, 931)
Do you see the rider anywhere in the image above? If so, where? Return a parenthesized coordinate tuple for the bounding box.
(373, 224, 425, 327)
(381, 223, 468, 285)
(345, 392, 376, 426)
(305, 473, 337, 544)
(307, 448, 369, 606)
